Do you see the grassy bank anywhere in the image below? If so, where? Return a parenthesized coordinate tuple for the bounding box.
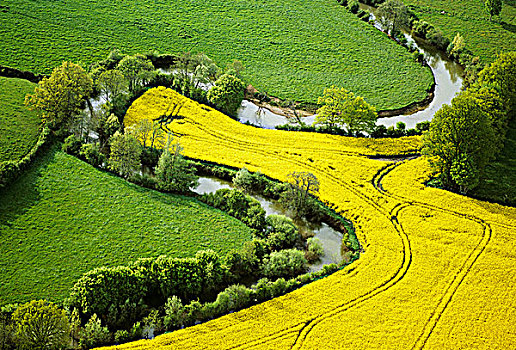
(404, 0, 516, 63)
(0, 0, 432, 108)
(0, 148, 254, 304)
(0, 76, 39, 163)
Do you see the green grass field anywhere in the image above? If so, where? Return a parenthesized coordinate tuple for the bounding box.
(404, 0, 516, 63)
(0, 0, 432, 108)
(0, 148, 253, 304)
(0, 77, 40, 163)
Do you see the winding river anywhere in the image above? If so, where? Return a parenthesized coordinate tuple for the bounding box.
(194, 177, 344, 272)
(237, 5, 464, 130)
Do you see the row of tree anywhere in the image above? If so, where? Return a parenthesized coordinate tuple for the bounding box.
(423, 52, 515, 194)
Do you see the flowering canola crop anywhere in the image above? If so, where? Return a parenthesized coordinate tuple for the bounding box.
(105, 87, 516, 349)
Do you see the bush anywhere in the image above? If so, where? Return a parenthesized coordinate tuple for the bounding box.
(233, 168, 267, 193)
(347, 0, 359, 13)
(155, 145, 198, 194)
(128, 172, 158, 189)
(164, 296, 185, 330)
(196, 250, 227, 298)
(79, 143, 105, 167)
(261, 249, 308, 279)
(62, 134, 82, 156)
(12, 300, 70, 350)
(305, 237, 324, 262)
(427, 28, 450, 51)
(371, 124, 387, 138)
(202, 189, 266, 231)
(213, 284, 252, 314)
(140, 146, 161, 169)
(114, 330, 130, 344)
(416, 121, 430, 133)
(264, 215, 301, 251)
(79, 314, 112, 349)
(68, 266, 147, 323)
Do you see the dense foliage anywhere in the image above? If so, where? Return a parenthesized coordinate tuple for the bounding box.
(25, 61, 93, 130)
(11, 300, 70, 350)
(423, 52, 515, 193)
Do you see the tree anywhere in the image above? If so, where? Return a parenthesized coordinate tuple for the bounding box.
(315, 86, 377, 134)
(117, 54, 155, 92)
(97, 69, 127, 103)
(207, 74, 246, 116)
(11, 300, 70, 350)
(164, 296, 185, 330)
(315, 87, 351, 130)
(448, 33, 466, 58)
(155, 142, 199, 193)
(78, 314, 111, 349)
(281, 171, 320, 217)
(475, 51, 516, 120)
(485, 0, 502, 21)
(127, 119, 169, 149)
(108, 131, 142, 178)
(376, 0, 411, 37)
(25, 61, 93, 130)
(346, 95, 377, 135)
(261, 249, 307, 279)
(450, 153, 480, 194)
(422, 93, 498, 191)
(173, 52, 219, 94)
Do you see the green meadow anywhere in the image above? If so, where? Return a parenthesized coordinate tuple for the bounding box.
(0, 0, 433, 108)
(0, 149, 253, 304)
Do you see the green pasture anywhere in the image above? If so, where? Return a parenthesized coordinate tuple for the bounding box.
(0, 77, 40, 163)
(404, 0, 516, 63)
(0, 149, 253, 304)
(0, 0, 432, 108)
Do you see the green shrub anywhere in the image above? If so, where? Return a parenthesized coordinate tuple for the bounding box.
(79, 314, 112, 349)
(12, 300, 70, 350)
(164, 296, 185, 330)
(68, 266, 147, 322)
(202, 189, 266, 231)
(347, 0, 359, 14)
(233, 168, 267, 193)
(213, 284, 252, 314)
(79, 143, 105, 167)
(264, 215, 300, 251)
(114, 330, 130, 344)
(305, 237, 324, 263)
(261, 249, 307, 279)
(62, 134, 82, 156)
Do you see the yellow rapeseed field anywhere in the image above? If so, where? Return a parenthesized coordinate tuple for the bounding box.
(104, 87, 516, 349)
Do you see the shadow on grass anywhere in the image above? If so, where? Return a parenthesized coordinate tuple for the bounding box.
(501, 21, 516, 34)
(0, 146, 56, 227)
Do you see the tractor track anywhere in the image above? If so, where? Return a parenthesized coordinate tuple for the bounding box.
(171, 117, 415, 349)
(371, 160, 494, 349)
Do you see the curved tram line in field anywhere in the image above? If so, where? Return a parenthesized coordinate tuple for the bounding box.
(173, 115, 417, 349)
(121, 89, 516, 349)
(371, 160, 494, 349)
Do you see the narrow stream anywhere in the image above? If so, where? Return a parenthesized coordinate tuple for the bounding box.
(194, 177, 344, 272)
(237, 5, 463, 130)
